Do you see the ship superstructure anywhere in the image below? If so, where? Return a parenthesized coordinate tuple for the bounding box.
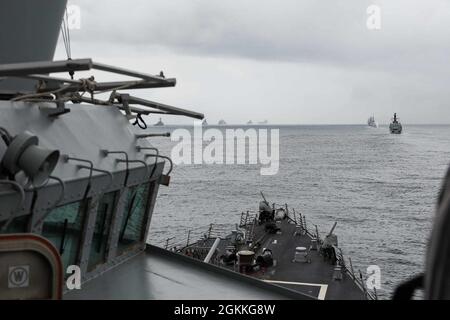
(0, 0, 312, 300)
(389, 113, 402, 134)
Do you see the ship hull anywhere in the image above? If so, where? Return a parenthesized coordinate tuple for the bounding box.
(389, 123, 402, 134)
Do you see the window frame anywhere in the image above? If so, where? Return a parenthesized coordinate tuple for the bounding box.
(40, 199, 89, 274)
(116, 182, 152, 254)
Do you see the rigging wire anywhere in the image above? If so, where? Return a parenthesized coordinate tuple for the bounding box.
(60, 14, 69, 59)
(60, 7, 74, 79)
(65, 8, 72, 60)
(14, 9, 169, 131)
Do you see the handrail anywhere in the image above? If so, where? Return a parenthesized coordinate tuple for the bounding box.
(101, 150, 129, 186)
(77, 165, 113, 192)
(153, 222, 236, 251)
(62, 155, 113, 196)
(31, 176, 66, 228)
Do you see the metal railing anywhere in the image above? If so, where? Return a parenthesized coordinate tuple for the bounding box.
(153, 222, 235, 252)
(239, 211, 259, 243)
(277, 203, 319, 241)
(342, 256, 377, 300)
(239, 210, 258, 228)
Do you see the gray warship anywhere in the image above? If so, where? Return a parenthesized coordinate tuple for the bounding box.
(367, 115, 378, 128)
(154, 117, 165, 127)
(1, 0, 450, 301)
(389, 113, 402, 134)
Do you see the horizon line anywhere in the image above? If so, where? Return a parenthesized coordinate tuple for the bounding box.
(149, 123, 450, 126)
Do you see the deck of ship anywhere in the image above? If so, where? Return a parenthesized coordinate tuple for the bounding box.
(199, 218, 368, 300)
(65, 245, 313, 300)
(249, 220, 367, 300)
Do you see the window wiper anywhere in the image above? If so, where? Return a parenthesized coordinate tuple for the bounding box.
(59, 218, 68, 255)
(119, 190, 138, 241)
(96, 204, 109, 253)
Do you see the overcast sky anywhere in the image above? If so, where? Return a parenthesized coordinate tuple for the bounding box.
(55, 0, 450, 124)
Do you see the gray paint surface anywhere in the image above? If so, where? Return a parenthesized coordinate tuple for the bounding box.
(0, 0, 67, 92)
(0, 101, 165, 221)
(0, 101, 164, 183)
(65, 245, 312, 300)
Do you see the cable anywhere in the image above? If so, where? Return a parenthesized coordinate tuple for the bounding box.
(0, 180, 26, 232)
(60, 14, 70, 60)
(60, 7, 74, 79)
(0, 127, 12, 145)
(65, 8, 71, 60)
(133, 113, 147, 129)
(11, 83, 72, 102)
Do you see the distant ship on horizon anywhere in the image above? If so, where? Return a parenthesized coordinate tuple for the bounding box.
(218, 119, 227, 125)
(367, 115, 378, 128)
(246, 120, 268, 125)
(202, 119, 208, 126)
(389, 113, 402, 134)
(154, 117, 164, 126)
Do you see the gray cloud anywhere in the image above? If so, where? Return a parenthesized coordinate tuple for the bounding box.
(70, 0, 450, 71)
(57, 0, 450, 124)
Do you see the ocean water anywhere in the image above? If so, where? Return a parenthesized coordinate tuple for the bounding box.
(147, 124, 450, 299)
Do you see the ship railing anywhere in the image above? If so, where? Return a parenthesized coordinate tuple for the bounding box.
(239, 210, 258, 228)
(276, 203, 321, 242)
(239, 211, 259, 243)
(278, 204, 377, 299)
(153, 222, 235, 252)
(151, 224, 207, 249)
(340, 254, 377, 300)
(246, 216, 258, 243)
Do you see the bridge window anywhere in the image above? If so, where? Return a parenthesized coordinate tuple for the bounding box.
(117, 183, 149, 253)
(41, 201, 86, 272)
(88, 191, 117, 271)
